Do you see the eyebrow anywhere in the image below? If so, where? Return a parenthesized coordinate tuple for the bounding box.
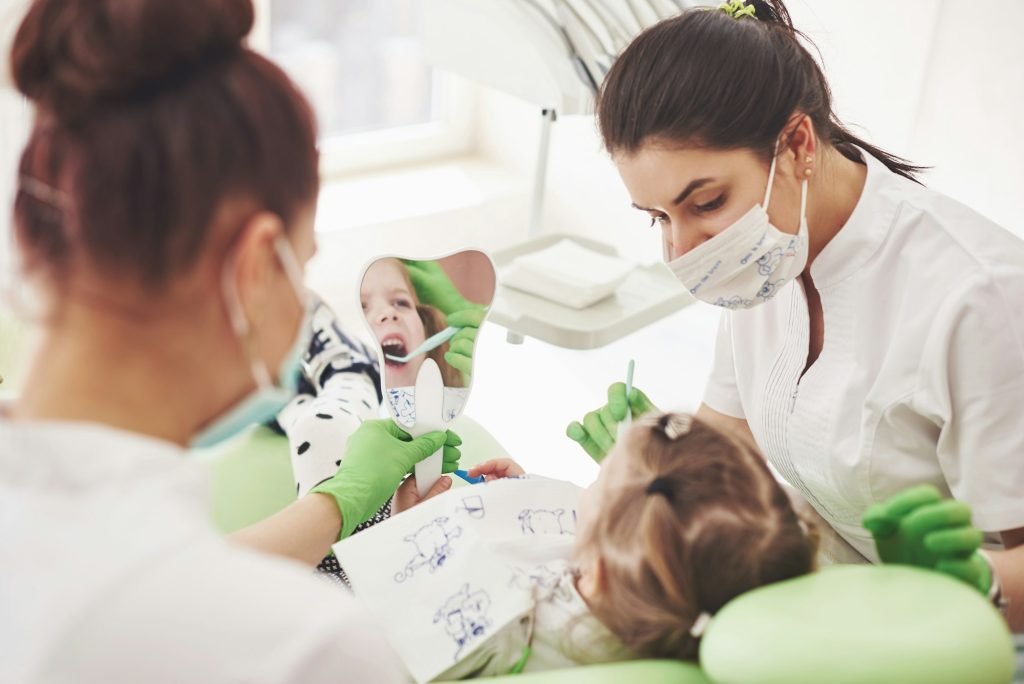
(630, 177, 715, 211)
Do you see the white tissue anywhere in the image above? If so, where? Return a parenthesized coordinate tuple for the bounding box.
(502, 239, 634, 309)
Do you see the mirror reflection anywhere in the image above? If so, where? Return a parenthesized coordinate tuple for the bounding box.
(360, 251, 496, 429)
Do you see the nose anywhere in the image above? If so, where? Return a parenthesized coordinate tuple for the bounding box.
(664, 222, 708, 260)
(377, 305, 399, 323)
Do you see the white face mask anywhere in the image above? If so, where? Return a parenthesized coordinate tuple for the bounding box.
(190, 236, 310, 448)
(664, 151, 809, 310)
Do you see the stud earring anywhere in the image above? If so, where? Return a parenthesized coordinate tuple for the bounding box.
(804, 167, 813, 176)
(805, 155, 813, 163)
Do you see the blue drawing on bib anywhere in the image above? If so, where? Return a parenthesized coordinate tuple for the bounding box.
(509, 564, 573, 603)
(387, 387, 416, 428)
(394, 516, 463, 583)
(434, 584, 492, 660)
(518, 508, 576, 536)
(456, 494, 486, 519)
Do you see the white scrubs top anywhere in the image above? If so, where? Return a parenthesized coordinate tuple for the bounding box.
(703, 149, 1024, 561)
(0, 419, 405, 683)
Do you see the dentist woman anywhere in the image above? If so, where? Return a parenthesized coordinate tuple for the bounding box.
(568, 0, 1024, 629)
(0, 0, 452, 681)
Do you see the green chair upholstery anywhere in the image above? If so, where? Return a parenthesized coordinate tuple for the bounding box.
(191, 425, 300, 533)
(483, 661, 710, 683)
(701, 564, 1015, 684)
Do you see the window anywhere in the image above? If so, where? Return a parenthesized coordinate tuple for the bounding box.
(263, 0, 476, 176)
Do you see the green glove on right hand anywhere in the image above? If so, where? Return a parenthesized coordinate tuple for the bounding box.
(403, 259, 472, 317)
(862, 484, 992, 595)
(566, 382, 658, 462)
(313, 419, 462, 540)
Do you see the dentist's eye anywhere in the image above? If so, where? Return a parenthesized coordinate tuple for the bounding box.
(694, 195, 726, 214)
(648, 213, 668, 227)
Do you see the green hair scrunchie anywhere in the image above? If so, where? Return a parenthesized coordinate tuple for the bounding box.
(720, 0, 757, 20)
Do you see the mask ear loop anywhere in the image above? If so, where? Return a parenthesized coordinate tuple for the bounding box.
(798, 173, 809, 227)
(763, 141, 811, 235)
(762, 141, 780, 209)
(273, 235, 307, 300)
(220, 250, 275, 390)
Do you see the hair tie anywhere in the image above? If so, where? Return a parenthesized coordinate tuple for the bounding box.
(690, 612, 713, 638)
(657, 413, 693, 441)
(646, 477, 675, 502)
(719, 0, 757, 20)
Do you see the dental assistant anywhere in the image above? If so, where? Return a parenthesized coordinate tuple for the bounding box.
(1, 0, 448, 681)
(568, 0, 1024, 629)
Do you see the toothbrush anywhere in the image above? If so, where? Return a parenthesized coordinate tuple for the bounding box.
(385, 326, 459, 363)
(618, 359, 636, 438)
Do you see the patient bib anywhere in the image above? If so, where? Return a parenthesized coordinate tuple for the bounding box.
(333, 476, 583, 683)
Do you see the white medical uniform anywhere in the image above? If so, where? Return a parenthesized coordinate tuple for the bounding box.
(703, 149, 1024, 561)
(0, 419, 406, 683)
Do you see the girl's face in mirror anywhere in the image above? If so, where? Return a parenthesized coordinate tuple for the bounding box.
(361, 259, 427, 388)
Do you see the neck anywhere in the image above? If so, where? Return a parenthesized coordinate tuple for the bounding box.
(12, 294, 249, 447)
(804, 145, 868, 270)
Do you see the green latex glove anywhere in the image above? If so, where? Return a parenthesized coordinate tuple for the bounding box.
(444, 307, 486, 380)
(403, 259, 472, 317)
(313, 420, 463, 539)
(566, 382, 658, 462)
(862, 484, 991, 595)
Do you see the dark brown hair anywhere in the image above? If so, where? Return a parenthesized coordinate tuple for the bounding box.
(577, 413, 818, 661)
(11, 0, 319, 289)
(597, 0, 925, 181)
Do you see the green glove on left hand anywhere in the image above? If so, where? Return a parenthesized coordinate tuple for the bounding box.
(566, 382, 658, 463)
(403, 259, 472, 317)
(862, 484, 991, 595)
(312, 420, 463, 539)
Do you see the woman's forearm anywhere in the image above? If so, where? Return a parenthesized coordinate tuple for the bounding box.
(229, 493, 342, 567)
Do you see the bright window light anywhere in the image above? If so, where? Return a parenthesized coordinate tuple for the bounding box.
(265, 0, 476, 176)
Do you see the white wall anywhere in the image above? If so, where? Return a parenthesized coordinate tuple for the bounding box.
(0, 0, 31, 291)
(907, 1, 1024, 231)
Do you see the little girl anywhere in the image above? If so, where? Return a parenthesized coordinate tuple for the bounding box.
(335, 411, 819, 679)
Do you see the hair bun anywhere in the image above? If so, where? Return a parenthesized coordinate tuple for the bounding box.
(11, 0, 254, 117)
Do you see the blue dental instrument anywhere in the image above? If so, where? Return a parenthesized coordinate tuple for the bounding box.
(385, 325, 459, 363)
(454, 469, 485, 485)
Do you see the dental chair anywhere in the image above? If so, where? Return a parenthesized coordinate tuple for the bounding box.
(195, 424, 1016, 684)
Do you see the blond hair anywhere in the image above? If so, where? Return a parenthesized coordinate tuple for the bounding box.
(575, 413, 818, 661)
